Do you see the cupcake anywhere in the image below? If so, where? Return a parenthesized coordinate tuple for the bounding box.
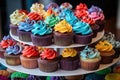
(64, 75, 84, 80)
(44, 14, 60, 28)
(20, 46, 39, 69)
(95, 67, 111, 75)
(0, 70, 10, 77)
(17, 19, 35, 42)
(0, 35, 16, 58)
(30, 3, 45, 16)
(88, 5, 105, 31)
(31, 20, 53, 46)
(10, 10, 28, 36)
(80, 46, 101, 70)
(60, 48, 79, 70)
(73, 20, 93, 44)
(95, 40, 115, 64)
(105, 73, 120, 80)
(38, 48, 59, 72)
(85, 73, 105, 80)
(54, 19, 74, 46)
(4, 44, 22, 66)
(10, 71, 29, 80)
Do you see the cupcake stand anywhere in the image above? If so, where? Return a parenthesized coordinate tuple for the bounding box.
(0, 30, 120, 76)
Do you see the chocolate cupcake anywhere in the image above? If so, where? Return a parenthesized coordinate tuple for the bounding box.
(4, 44, 22, 66)
(60, 48, 80, 70)
(80, 46, 101, 70)
(17, 19, 35, 42)
(31, 21, 53, 46)
(38, 48, 59, 72)
(54, 19, 74, 46)
(95, 40, 115, 64)
(10, 10, 28, 36)
(20, 46, 39, 69)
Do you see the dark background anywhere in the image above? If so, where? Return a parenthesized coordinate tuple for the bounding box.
(0, 0, 118, 36)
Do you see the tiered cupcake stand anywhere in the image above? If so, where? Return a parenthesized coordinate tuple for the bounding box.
(0, 30, 120, 76)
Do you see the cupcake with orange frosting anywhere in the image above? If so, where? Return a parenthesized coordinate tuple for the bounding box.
(20, 46, 39, 69)
(95, 40, 115, 64)
(38, 48, 59, 72)
(10, 10, 28, 36)
(80, 46, 101, 70)
(31, 20, 53, 46)
(54, 19, 74, 46)
(60, 48, 79, 70)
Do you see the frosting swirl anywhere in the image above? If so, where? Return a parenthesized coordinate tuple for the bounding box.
(75, 10, 89, 19)
(45, 2, 59, 10)
(2, 35, 12, 40)
(28, 12, 43, 21)
(95, 40, 113, 52)
(40, 48, 57, 59)
(22, 46, 39, 57)
(6, 45, 22, 55)
(115, 41, 120, 48)
(88, 5, 104, 21)
(75, 3, 88, 11)
(10, 10, 28, 25)
(61, 48, 77, 58)
(44, 14, 60, 28)
(54, 19, 72, 33)
(80, 46, 100, 59)
(72, 20, 92, 35)
(0, 40, 16, 49)
(30, 3, 45, 16)
(18, 19, 35, 32)
(60, 2, 73, 10)
(81, 16, 95, 24)
(32, 21, 52, 36)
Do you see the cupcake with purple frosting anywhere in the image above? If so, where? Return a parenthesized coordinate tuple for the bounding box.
(31, 20, 53, 46)
(88, 5, 105, 31)
(17, 19, 35, 42)
(4, 44, 22, 66)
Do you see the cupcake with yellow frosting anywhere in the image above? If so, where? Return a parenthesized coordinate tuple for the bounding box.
(80, 46, 101, 70)
(95, 40, 115, 64)
(54, 19, 74, 46)
(10, 10, 28, 36)
(60, 48, 79, 70)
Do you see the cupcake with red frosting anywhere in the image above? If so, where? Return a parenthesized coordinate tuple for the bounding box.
(0, 35, 16, 58)
(4, 44, 22, 66)
(88, 5, 105, 31)
(60, 48, 80, 70)
(38, 48, 59, 72)
(10, 10, 28, 36)
(20, 46, 39, 69)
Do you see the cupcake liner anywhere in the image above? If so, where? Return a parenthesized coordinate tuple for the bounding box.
(53, 31, 74, 46)
(4, 53, 21, 66)
(91, 24, 100, 38)
(10, 24, 18, 36)
(0, 49, 5, 59)
(96, 20, 105, 31)
(113, 48, 120, 58)
(20, 55, 38, 69)
(17, 30, 31, 42)
(64, 75, 84, 80)
(38, 58, 59, 72)
(74, 32, 93, 44)
(100, 55, 114, 64)
(31, 34, 53, 46)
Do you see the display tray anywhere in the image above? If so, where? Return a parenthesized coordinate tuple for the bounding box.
(0, 57, 119, 76)
(10, 30, 104, 48)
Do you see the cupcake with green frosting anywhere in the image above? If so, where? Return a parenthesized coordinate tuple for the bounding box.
(11, 71, 29, 80)
(80, 46, 101, 70)
(95, 67, 111, 75)
(31, 20, 53, 46)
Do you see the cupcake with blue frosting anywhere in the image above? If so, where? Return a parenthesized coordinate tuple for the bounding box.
(17, 19, 35, 42)
(80, 46, 101, 70)
(4, 44, 22, 66)
(31, 20, 53, 46)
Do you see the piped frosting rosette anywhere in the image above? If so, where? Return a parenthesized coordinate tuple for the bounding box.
(61, 48, 77, 58)
(40, 48, 58, 60)
(80, 46, 100, 60)
(10, 10, 28, 25)
(22, 46, 39, 58)
(30, 3, 45, 16)
(18, 19, 35, 32)
(32, 21, 52, 36)
(88, 5, 105, 21)
(60, 2, 73, 10)
(6, 44, 22, 55)
(44, 14, 60, 28)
